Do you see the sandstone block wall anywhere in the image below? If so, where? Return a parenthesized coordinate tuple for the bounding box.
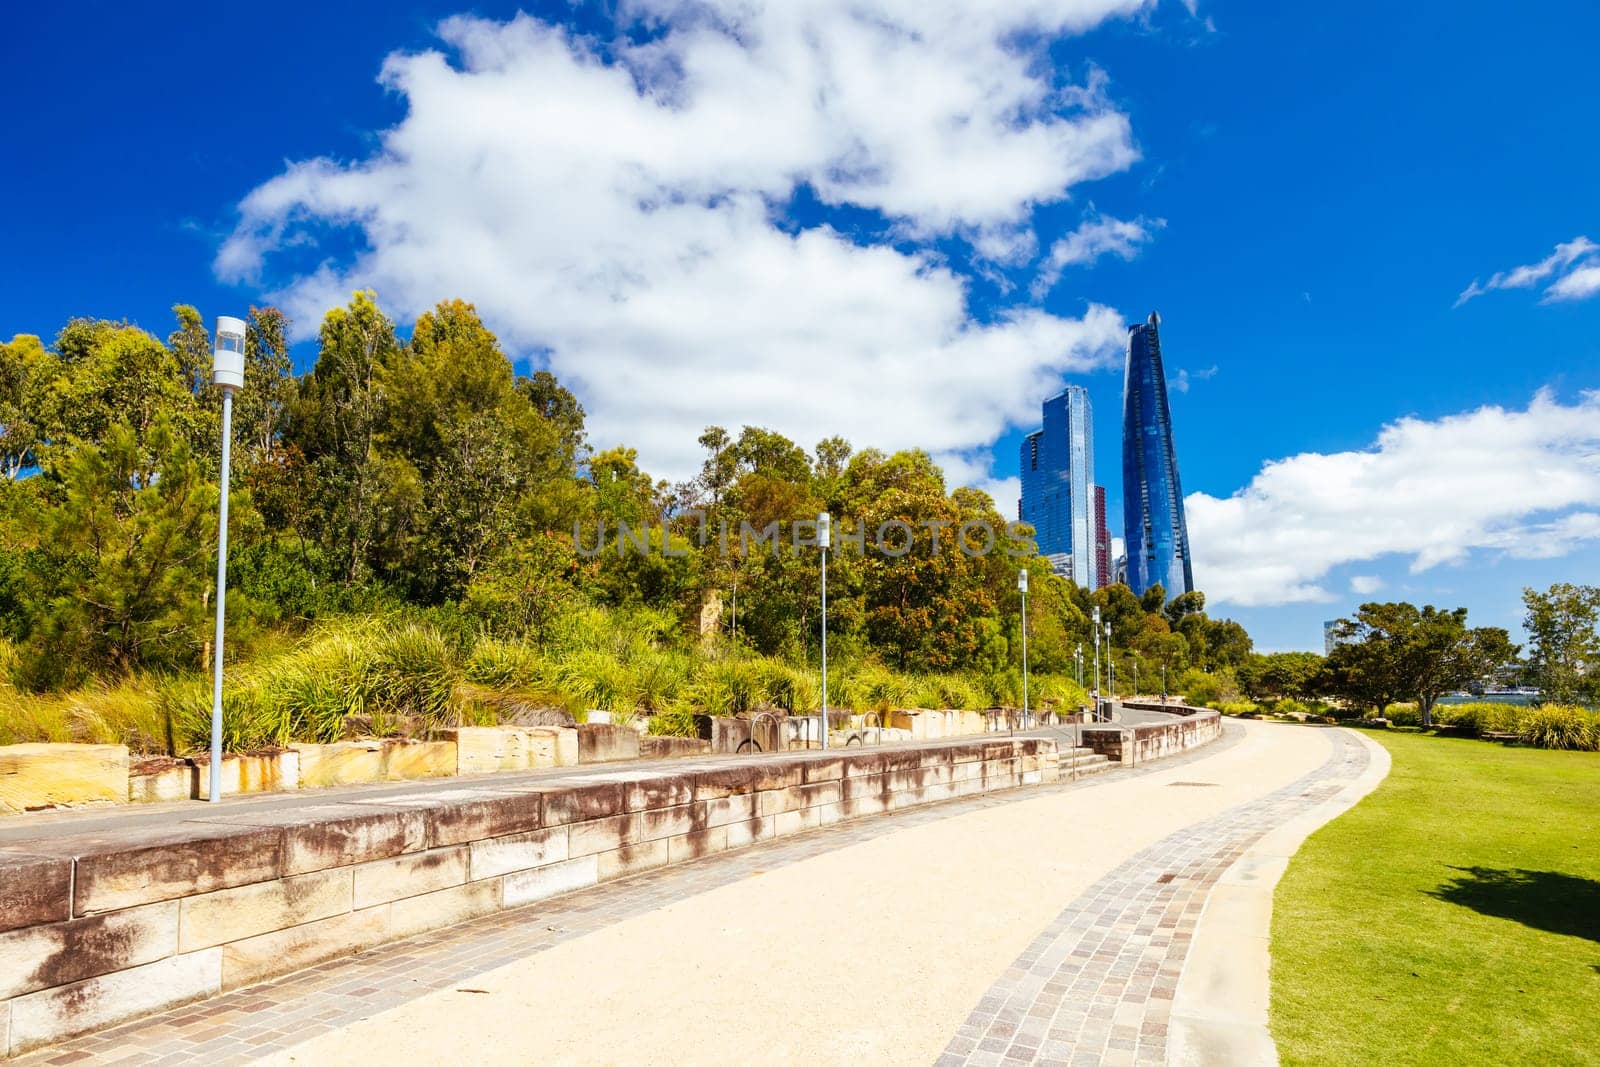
(0, 736, 1062, 1057)
(1078, 708, 1222, 764)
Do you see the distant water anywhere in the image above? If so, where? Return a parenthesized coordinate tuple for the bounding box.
(1437, 693, 1540, 707)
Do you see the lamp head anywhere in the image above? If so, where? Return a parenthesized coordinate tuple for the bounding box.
(1017, 569, 1028, 594)
(213, 316, 246, 391)
(817, 511, 830, 547)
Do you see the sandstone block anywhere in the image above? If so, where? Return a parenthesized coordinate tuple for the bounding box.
(445, 727, 533, 774)
(0, 743, 128, 813)
(179, 868, 353, 951)
(622, 771, 695, 811)
(289, 741, 386, 788)
(59, 824, 285, 915)
(704, 793, 757, 828)
(691, 762, 803, 800)
(386, 878, 501, 941)
(469, 826, 569, 880)
(0, 853, 72, 933)
(576, 724, 640, 763)
(567, 812, 640, 858)
(193, 751, 299, 800)
(529, 726, 579, 768)
(8, 949, 220, 1055)
(638, 801, 704, 841)
(667, 826, 728, 863)
(841, 794, 888, 819)
(352, 845, 469, 909)
(200, 803, 425, 876)
(382, 741, 457, 781)
(723, 816, 773, 849)
(220, 908, 387, 990)
(639, 735, 712, 759)
(800, 755, 846, 783)
(595, 840, 669, 881)
(502, 855, 598, 906)
(0, 900, 178, 1000)
(425, 792, 544, 848)
(525, 781, 626, 826)
(774, 806, 819, 837)
(128, 761, 196, 804)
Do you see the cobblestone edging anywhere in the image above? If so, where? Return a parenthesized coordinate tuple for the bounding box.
(937, 728, 1369, 1067)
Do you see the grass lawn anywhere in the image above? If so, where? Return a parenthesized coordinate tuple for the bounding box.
(1270, 730, 1600, 1066)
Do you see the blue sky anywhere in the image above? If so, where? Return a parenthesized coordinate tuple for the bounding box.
(4, 1, 1598, 651)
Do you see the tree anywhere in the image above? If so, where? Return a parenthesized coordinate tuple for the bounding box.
(0, 334, 53, 478)
(1321, 602, 1516, 725)
(1239, 651, 1323, 701)
(285, 291, 401, 585)
(14, 418, 228, 686)
(1522, 583, 1600, 704)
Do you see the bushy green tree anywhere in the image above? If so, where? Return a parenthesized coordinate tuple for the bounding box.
(1522, 583, 1600, 704)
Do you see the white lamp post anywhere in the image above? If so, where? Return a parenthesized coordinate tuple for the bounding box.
(1092, 606, 1102, 720)
(1105, 621, 1114, 701)
(818, 511, 830, 751)
(208, 316, 246, 803)
(1017, 568, 1029, 735)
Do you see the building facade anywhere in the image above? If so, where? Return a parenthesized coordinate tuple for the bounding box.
(1093, 484, 1111, 590)
(1121, 311, 1194, 600)
(1019, 385, 1097, 588)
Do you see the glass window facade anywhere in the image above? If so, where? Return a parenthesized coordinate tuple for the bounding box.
(1018, 385, 1097, 588)
(1121, 312, 1194, 600)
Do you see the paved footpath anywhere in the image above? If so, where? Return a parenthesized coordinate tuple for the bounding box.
(14, 721, 1387, 1067)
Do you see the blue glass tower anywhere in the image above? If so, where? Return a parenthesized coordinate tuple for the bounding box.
(1122, 312, 1194, 599)
(1018, 385, 1097, 587)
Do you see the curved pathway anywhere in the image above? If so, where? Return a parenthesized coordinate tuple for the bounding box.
(14, 722, 1388, 1067)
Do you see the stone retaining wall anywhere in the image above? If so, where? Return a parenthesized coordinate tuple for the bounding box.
(0, 737, 1067, 1058)
(1079, 708, 1222, 764)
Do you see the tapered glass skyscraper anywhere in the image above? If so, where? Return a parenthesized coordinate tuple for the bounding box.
(1122, 312, 1194, 599)
(1019, 385, 1098, 588)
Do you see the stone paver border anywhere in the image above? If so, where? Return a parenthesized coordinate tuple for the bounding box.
(937, 726, 1372, 1067)
(1166, 728, 1389, 1066)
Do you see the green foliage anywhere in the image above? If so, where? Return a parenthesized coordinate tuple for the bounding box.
(1436, 701, 1599, 751)
(1321, 602, 1518, 725)
(1521, 582, 1600, 705)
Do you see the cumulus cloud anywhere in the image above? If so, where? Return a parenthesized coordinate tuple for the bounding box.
(1454, 236, 1599, 307)
(1349, 575, 1384, 595)
(218, 2, 1159, 479)
(1188, 390, 1600, 606)
(1033, 209, 1164, 296)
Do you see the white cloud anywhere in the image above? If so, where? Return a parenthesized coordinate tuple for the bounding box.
(1167, 363, 1216, 394)
(1349, 575, 1384, 595)
(1033, 209, 1164, 296)
(219, 3, 1156, 481)
(1188, 390, 1600, 607)
(1454, 236, 1599, 307)
(1545, 264, 1600, 303)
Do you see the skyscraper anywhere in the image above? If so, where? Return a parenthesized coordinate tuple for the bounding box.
(1122, 311, 1194, 599)
(1093, 484, 1111, 590)
(1019, 385, 1097, 587)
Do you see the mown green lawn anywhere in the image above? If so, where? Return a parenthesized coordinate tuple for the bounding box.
(1271, 730, 1600, 1066)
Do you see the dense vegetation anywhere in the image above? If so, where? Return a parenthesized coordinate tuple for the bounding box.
(1271, 732, 1600, 1065)
(0, 293, 1256, 753)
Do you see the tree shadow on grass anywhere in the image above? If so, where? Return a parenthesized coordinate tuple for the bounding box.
(1429, 867, 1600, 945)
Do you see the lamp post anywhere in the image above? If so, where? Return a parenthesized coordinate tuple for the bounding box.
(1075, 643, 1083, 686)
(1092, 606, 1102, 720)
(818, 511, 830, 751)
(1162, 664, 1168, 705)
(1105, 621, 1114, 701)
(207, 316, 246, 804)
(1017, 568, 1029, 735)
